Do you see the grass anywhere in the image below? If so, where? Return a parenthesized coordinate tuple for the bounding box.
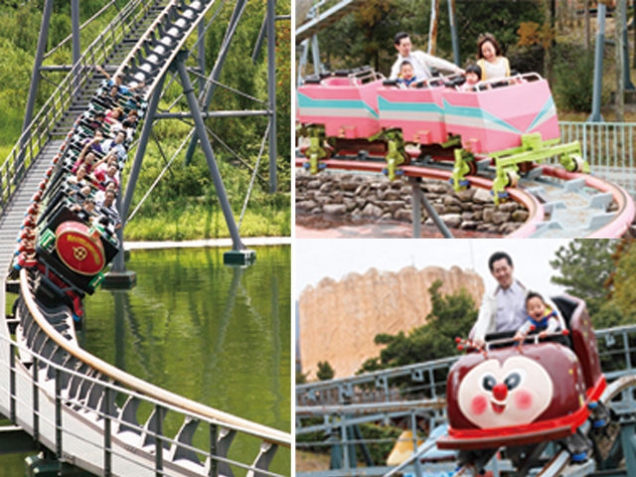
(124, 199, 291, 240)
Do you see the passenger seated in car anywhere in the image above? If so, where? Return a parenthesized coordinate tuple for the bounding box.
(514, 291, 561, 341)
(460, 64, 482, 91)
(397, 61, 417, 88)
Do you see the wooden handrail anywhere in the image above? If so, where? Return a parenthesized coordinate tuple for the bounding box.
(20, 269, 291, 447)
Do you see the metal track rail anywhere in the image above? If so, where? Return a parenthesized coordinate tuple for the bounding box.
(294, 158, 634, 239)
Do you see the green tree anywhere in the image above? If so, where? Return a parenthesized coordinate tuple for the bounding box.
(358, 280, 477, 373)
(317, 361, 335, 381)
(596, 240, 636, 326)
(549, 239, 616, 317)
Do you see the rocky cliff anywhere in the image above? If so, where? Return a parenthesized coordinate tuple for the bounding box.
(299, 266, 485, 380)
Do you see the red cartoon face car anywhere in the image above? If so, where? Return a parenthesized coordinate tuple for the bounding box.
(438, 296, 606, 452)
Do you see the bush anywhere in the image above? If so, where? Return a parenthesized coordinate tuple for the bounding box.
(553, 44, 595, 112)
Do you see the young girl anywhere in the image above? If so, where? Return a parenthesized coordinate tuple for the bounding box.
(461, 64, 482, 91)
(514, 292, 560, 341)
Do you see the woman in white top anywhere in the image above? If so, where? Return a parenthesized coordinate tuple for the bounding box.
(476, 33, 510, 81)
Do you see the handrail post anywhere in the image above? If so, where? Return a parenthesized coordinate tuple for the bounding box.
(9, 341, 16, 423)
(209, 423, 218, 477)
(55, 367, 63, 458)
(104, 386, 112, 476)
(155, 404, 164, 476)
(33, 356, 39, 443)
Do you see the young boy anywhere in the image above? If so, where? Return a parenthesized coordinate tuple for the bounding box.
(514, 292, 560, 341)
(460, 64, 482, 91)
(397, 61, 417, 88)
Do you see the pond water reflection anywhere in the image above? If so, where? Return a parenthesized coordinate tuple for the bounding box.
(0, 245, 291, 476)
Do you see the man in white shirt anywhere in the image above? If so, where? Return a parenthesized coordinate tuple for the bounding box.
(389, 32, 463, 80)
(472, 252, 564, 347)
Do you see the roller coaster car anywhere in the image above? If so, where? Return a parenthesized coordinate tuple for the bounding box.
(297, 68, 385, 139)
(377, 77, 449, 146)
(35, 200, 119, 294)
(438, 295, 605, 452)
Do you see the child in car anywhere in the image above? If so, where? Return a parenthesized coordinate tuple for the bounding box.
(514, 291, 560, 341)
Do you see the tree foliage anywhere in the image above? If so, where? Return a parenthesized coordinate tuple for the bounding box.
(549, 239, 617, 317)
(317, 361, 335, 381)
(358, 280, 477, 373)
(596, 240, 636, 327)
(313, 0, 545, 75)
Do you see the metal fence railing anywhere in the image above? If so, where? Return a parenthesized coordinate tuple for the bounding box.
(0, 0, 160, 213)
(1, 269, 290, 476)
(560, 121, 636, 197)
(297, 324, 636, 408)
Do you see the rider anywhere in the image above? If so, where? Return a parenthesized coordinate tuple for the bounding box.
(389, 32, 463, 81)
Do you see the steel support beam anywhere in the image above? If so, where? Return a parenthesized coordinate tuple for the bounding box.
(109, 74, 165, 278)
(620, 0, 634, 90)
(297, 39, 309, 85)
(71, 0, 80, 68)
(197, 20, 206, 91)
(410, 177, 453, 238)
(184, 0, 247, 165)
(589, 3, 606, 122)
(175, 56, 247, 252)
(448, 0, 460, 66)
(156, 110, 269, 120)
(22, 0, 54, 135)
(267, 0, 277, 192)
(411, 179, 422, 238)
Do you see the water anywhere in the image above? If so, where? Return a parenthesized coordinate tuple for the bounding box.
(0, 245, 291, 476)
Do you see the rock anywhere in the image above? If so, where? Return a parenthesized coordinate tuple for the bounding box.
(499, 201, 519, 213)
(362, 202, 383, 218)
(355, 184, 370, 196)
(456, 188, 476, 202)
(500, 222, 521, 235)
(343, 198, 357, 211)
(385, 201, 406, 213)
(394, 209, 413, 221)
(445, 205, 462, 214)
(307, 180, 322, 189)
(441, 213, 462, 228)
(460, 221, 479, 230)
(443, 195, 462, 207)
(332, 192, 344, 204)
(492, 211, 511, 225)
(511, 210, 529, 222)
(323, 204, 347, 215)
(381, 212, 393, 220)
(462, 211, 476, 221)
(425, 183, 451, 194)
(341, 181, 361, 192)
(299, 266, 485, 379)
(296, 200, 318, 211)
(482, 207, 495, 223)
(383, 190, 401, 201)
(473, 188, 493, 204)
(319, 182, 333, 193)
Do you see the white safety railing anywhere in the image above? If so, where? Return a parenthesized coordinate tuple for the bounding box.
(560, 121, 636, 197)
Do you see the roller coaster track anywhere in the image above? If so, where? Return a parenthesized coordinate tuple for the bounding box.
(295, 0, 366, 43)
(294, 157, 635, 238)
(296, 325, 636, 477)
(0, 1, 290, 475)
